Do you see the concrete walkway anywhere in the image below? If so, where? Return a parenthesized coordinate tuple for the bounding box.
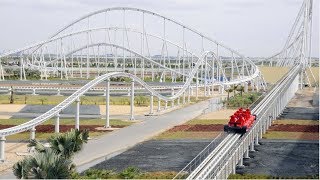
(0, 97, 222, 178)
(74, 98, 217, 172)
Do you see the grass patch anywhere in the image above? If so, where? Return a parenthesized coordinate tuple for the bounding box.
(0, 94, 209, 106)
(228, 173, 271, 179)
(263, 131, 318, 140)
(1, 119, 135, 141)
(228, 173, 319, 179)
(72, 167, 180, 179)
(258, 66, 289, 84)
(0, 118, 134, 126)
(186, 119, 228, 125)
(274, 119, 319, 125)
(154, 131, 221, 140)
(5, 131, 107, 141)
(225, 92, 261, 108)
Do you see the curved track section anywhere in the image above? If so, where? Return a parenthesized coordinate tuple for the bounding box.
(0, 49, 259, 137)
(0, 71, 186, 136)
(0, 7, 263, 88)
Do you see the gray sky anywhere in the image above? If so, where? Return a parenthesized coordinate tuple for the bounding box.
(0, 0, 319, 57)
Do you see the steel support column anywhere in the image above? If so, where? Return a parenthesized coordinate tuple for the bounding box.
(75, 97, 80, 130)
(149, 94, 154, 114)
(188, 86, 191, 103)
(255, 135, 259, 145)
(250, 141, 255, 152)
(0, 136, 6, 161)
(105, 78, 110, 127)
(244, 149, 250, 159)
(157, 98, 161, 112)
(55, 113, 60, 133)
(130, 80, 135, 120)
(30, 126, 36, 140)
(171, 89, 174, 108)
(238, 157, 244, 167)
(196, 72, 199, 100)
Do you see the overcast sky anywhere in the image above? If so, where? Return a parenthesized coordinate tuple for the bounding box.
(0, 0, 319, 57)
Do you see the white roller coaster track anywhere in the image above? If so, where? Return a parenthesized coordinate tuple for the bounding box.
(0, 49, 260, 137)
(0, 7, 262, 87)
(0, 6, 266, 163)
(180, 64, 301, 179)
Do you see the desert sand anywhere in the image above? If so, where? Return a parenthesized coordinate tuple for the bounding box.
(0, 104, 26, 119)
(198, 109, 235, 120)
(0, 142, 29, 175)
(100, 105, 150, 115)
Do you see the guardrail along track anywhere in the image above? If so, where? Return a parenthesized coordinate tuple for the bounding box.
(177, 64, 301, 179)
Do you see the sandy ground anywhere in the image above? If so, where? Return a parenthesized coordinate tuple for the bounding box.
(287, 87, 317, 107)
(0, 104, 26, 119)
(100, 105, 150, 116)
(259, 66, 319, 84)
(197, 109, 235, 120)
(0, 142, 29, 175)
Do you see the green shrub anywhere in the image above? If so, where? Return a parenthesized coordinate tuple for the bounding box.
(228, 173, 319, 179)
(225, 92, 261, 108)
(119, 167, 141, 179)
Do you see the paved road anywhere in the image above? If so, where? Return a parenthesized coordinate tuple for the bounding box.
(0, 97, 222, 178)
(73, 98, 215, 172)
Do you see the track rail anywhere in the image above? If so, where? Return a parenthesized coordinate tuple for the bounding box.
(0, 48, 253, 136)
(181, 64, 301, 179)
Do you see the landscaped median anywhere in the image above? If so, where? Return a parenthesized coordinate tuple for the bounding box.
(153, 115, 319, 141)
(154, 119, 227, 140)
(263, 119, 319, 140)
(0, 118, 135, 140)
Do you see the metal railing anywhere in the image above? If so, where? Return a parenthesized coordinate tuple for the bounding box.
(179, 65, 301, 179)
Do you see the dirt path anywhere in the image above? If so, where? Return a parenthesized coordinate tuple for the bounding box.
(0, 104, 26, 119)
(197, 109, 235, 120)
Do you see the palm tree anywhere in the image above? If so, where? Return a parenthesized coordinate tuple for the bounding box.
(13, 129, 89, 179)
(39, 97, 47, 105)
(236, 86, 245, 96)
(80, 97, 88, 105)
(13, 149, 74, 179)
(225, 88, 234, 101)
(232, 85, 238, 97)
(9, 86, 14, 104)
(48, 129, 89, 159)
(29, 129, 89, 159)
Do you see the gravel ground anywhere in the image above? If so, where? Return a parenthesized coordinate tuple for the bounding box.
(13, 105, 100, 117)
(279, 107, 319, 120)
(91, 139, 212, 172)
(88, 139, 319, 177)
(238, 140, 319, 177)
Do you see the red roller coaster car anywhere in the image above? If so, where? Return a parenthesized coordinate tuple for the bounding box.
(224, 108, 256, 134)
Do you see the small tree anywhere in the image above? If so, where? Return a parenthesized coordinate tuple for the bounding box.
(225, 88, 233, 101)
(80, 97, 88, 105)
(39, 97, 47, 105)
(232, 85, 238, 97)
(236, 86, 245, 96)
(13, 149, 74, 179)
(24, 95, 28, 104)
(9, 86, 14, 104)
(119, 167, 141, 179)
(13, 129, 89, 179)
